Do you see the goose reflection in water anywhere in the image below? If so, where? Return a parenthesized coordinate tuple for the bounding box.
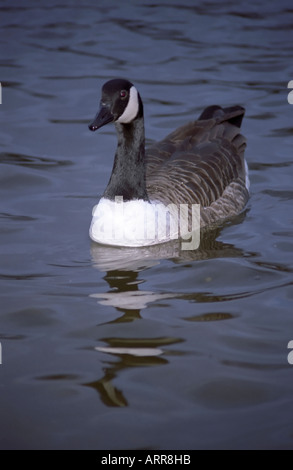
(86, 220, 252, 407)
(90, 217, 249, 272)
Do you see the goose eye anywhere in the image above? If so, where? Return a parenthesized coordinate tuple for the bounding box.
(120, 90, 128, 99)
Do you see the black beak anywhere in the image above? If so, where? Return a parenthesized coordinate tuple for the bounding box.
(88, 104, 114, 131)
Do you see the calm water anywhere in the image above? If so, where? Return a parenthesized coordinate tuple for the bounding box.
(1, 0, 293, 450)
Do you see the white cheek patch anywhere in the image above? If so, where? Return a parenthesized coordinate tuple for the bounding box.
(117, 86, 139, 123)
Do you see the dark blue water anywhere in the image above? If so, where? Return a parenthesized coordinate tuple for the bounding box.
(1, 0, 293, 449)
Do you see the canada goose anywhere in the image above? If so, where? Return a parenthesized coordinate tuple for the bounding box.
(88, 78, 249, 247)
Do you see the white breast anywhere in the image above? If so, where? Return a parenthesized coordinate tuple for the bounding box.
(90, 197, 200, 248)
(90, 197, 180, 247)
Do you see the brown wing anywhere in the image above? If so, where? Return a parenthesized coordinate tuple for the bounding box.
(145, 106, 249, 226)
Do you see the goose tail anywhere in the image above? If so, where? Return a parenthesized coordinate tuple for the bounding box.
(199, 104, 246, 155)
(199, 104, 245, 128)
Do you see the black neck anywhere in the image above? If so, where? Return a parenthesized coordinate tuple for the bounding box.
(103, 116, 149, 201)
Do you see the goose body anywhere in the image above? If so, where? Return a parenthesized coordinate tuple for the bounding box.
(88, 78, 249, 247)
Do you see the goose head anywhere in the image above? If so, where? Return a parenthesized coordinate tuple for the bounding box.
(88, 78, 143, 131)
